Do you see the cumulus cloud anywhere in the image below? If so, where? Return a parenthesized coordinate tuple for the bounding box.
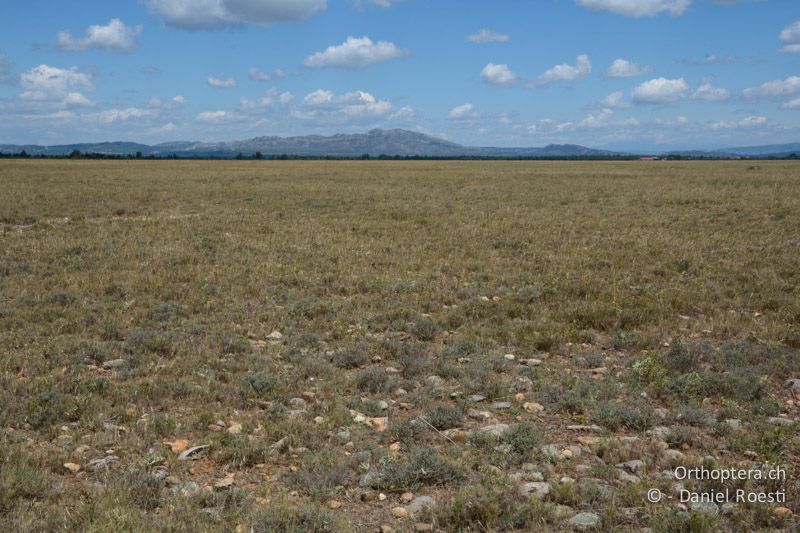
(467, 29, 509, 44)
(783, 97, 800, 110)
(601, 91, 630, 108)
(57, 19, 142, 52)
(632, 77, 688, 103)
(691, 82, 730, 101)
(240, 88, 277, 110)
(208, 76, 236, 88)
(779, 20, 800, 53)
(196, 110, 240, 123)
(92, 107, 153, 124)
(578, 108, 613, 128)
(146, 0, 326, 30)
(743, 76, 800, 98)
(297, 89, 393, 120)
(710, 115, 768, 130)
(480, 63, 517, 86)
(279, 91, 294, 104)
(147, 95, 187, 108)
(303, 36, 409, 69)
(19, 64, 94, 105)
(603, 58, 652, 78)
(533, 54, 591, 86)
(248, 67, 271, 81)
(739, 115, 767, 127)
(390, 106, 415, 120)
(448, 102, 476, 120)
(62, 92, 94, 107)
(576, 0, 691, 17)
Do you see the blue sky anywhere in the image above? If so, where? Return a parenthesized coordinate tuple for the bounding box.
(0, 0, 798, 149)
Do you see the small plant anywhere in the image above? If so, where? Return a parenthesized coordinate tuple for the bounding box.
(504, 421, 544, 457)
(286, 450, 355, 500)
(240, 372, 278, 401)
(424, 404, 464, 431)
(353, 366, 392, 394)
(251, 501, 343, 533)
(330, 347, 369, 369)
(412, 317, 440, 341)
(664, 340, 699, 373)
(612, 330, 637, 350)
(370, 447, 462, 491)
(592, 402, 654, 431)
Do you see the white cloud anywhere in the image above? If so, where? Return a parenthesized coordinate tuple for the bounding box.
(448, 102, 475, 120)
(208, 76, 236, 88)
(303, 36, 409, 69)
(297, 89, 393, 119)
(743, 76, 800, 98)
(632, 77, 688, 103)
(534, 54, 591, 86)
(93, 107, 153, 124)
(249, 67, 271, 81)
(676, 115, 689, 124)
(621, 117, 640, 126)
(248, 67, 286, 81)
(576, 0, 691, 17)
(150, 122, 178, 134)
(739, 115, 767, 127)
(691, 82, 730, 101)
(603, 58, 652, 78)
(710, 115, 768, 130)
(196, 110, 240, 123)
(145, 0, 327, 31)
(19, 64, 93, 103)
(365, 0, 401, 7)
(601, 90, 630, 108)
(578, 108, 613, 128)
(57, 19, 142, 52)
(279, 91, 294, 104)
(480, 63, 517, 86)
(390, 106, 415, 120)
(147, 95, 187, 109)
(240, 89, 276, 110)
(779, 20, 800, 53)
(467, 29, 509, 44)
(62, 92, 93, 107)
(783, 97, 800, 110)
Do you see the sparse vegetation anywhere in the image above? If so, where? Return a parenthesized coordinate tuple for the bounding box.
(0, 160, 798, 530)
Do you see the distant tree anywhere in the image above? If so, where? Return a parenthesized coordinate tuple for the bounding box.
(235, 153, 244, 160)
(69, 149, 81, 159)
(135, 151, 143, 159)
(19, 150, 29, 158)
(361, 153, 370, 160)
(254, 151, 263, 160)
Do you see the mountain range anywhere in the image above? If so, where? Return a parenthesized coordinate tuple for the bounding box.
(1, 129, 799, 159)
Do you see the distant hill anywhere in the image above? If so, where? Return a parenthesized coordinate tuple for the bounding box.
(1, 130, 798, 158)
(0, 129, 620, 158)
(665, 143, 800, 158)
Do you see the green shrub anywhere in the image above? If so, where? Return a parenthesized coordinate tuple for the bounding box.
(504, 421, 544, 456)
(592, 402, 654, 431)
(370, 447, 462, 491)
(251, 502, 343, 533)
(424, 405, 464, 431)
